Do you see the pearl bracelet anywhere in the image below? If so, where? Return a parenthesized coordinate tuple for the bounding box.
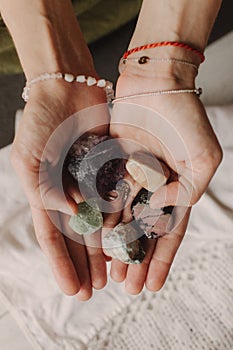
(112, 88, 202, 103)
(22, 72, 114, 102)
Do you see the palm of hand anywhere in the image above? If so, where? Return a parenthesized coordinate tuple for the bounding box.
(108, 72, 222, 293)
(11, 82, 110, 300)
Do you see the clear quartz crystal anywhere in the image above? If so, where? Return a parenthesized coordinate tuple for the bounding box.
(103, 222, 145, 264)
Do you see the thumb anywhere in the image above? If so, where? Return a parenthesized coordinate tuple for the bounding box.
(40, 166, 82, 215)
(40, 185, 77, 215)
(149, 180, 194, 208)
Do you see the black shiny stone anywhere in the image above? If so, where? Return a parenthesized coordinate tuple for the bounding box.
(138, 56, 150, 64)
(131, 188, 151, 207)
(162, 206, 174, 215)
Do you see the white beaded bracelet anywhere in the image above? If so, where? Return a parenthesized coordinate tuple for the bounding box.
(22, 72, 115, 102)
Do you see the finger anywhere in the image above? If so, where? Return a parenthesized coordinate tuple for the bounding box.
(13, 154, 74, 215)
(63, 170, 83, 211)
(110, 259, 128, 282)
(123, 172, 142, 205)
(102, 194, 129, 282)
(102, 179, 132, 249)
(103, 212, 129, 282)
(42, 163, 83, 214)
(102, 210, 124, 267)
(31, 207, 80, 295)
(145, 206, 191, 292)
(61, 214, 93, 301)
(150, 155, 221, 208)
(109, 179, 142, 283)
(65, 237, 93, 301)
(150, 180, 191, 208)
(11, 143, 80, 216)
(125, 237, 156, 295)
(83, 231, 107, 290)
(121, 172, 142, 223)
(121, 203, 133, 224)
(149, 164, 194, 208)
(40, 185, 74, 215)
(107, 176, 142, 283)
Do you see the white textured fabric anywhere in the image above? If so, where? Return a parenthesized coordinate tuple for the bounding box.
(0, 105, 233, 350)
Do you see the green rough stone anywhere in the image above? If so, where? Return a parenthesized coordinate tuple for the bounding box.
(69, 199, 103, 235)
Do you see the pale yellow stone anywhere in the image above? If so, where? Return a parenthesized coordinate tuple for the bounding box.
(126, 152, 170, 192)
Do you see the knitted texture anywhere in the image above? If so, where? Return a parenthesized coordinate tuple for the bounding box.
(86, 241, 233, 350)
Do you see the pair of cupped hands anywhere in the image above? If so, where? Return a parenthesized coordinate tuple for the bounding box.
(11, 65, 222, 301)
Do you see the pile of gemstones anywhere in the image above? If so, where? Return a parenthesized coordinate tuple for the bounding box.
(65, 134, 173, 264)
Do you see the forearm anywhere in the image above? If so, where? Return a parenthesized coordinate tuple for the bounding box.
(125, 0, 222, 82)
(130, 0, 222, 56)
(0, 0, 94, 79)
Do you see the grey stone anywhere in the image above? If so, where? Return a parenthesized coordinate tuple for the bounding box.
(103, 222, 145, 264)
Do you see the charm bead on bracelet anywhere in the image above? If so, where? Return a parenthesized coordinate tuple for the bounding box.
(138, 56, 150, 64)
(22, 72, 114, 102)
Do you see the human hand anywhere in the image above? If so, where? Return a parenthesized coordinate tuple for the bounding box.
(11, 79, 110, 300)
(109, 62, 222, 294)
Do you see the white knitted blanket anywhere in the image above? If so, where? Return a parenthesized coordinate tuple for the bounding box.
(0, 105, 232, 350)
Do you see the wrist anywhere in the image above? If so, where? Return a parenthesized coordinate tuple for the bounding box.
(129, 0, 222, 60)
(119, 46, 198, 86)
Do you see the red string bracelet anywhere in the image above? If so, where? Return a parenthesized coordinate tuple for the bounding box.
(123, 41, 205, 63)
